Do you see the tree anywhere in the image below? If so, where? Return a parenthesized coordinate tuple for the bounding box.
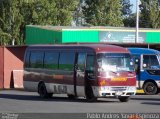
(120, 0, 135, 27)
(73, 0, 84, 26)
(82, 0, 123, 26)
(0, 0, 78, 45)
(123, 13, 136, 27)
(0, 0, 10, 45)
(140, 0, 160, 28)
(20, 0, 57, 25)
(121, 0, 132, 16)
(0, 0, 23, 45)
(19, 0, 58, 42)
(55, 0, 78, 25)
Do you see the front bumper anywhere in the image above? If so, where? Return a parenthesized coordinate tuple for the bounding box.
(98, 86, 136, 97)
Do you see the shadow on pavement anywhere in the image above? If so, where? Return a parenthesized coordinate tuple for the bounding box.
(131, 97, 160, 101)
(0, 93, 118, 103)
(141, 102, 160, 105)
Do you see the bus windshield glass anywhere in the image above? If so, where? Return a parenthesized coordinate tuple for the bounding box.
(97, 53, 134, 72)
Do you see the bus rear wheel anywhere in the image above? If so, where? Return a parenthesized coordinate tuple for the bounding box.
(118, 96, 130, 102)
(143, 82, 158, 95)
(38, 82, 53, 98)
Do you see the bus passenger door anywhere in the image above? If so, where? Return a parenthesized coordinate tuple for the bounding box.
(133, 55, 141, 89)
(75, 53, 86, 97)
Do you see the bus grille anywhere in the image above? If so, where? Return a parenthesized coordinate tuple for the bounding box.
(110, 87, 127, 91)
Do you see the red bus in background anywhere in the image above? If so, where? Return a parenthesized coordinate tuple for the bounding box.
(23, 44, 136, 102)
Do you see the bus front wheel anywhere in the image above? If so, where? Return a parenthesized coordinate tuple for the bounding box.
(143, 82, 158, 95)
(38, 82, 53, 98)
(118, 96, 130, 102)
(85, 86, 97, 102)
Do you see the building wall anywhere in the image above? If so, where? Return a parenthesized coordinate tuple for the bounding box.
(3, 47, 26, 88)
(25, 26, 62, 44)
(25, 25, 160, 44)
(0, 47, 4, 89)
(62, 30, 99, 43)
(146, 32, 160, 43)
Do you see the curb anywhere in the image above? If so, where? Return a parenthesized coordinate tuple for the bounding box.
(136, 89, 144, 94)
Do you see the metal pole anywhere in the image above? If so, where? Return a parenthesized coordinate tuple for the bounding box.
(136, 0, 139, 43)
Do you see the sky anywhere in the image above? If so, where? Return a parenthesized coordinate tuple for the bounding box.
(130, 0, 137, 13)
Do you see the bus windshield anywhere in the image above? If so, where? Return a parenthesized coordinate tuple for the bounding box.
(97, 53, 134, 72)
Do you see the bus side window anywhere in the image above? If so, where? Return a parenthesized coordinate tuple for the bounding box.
(143, 55, 159, 69)
(77, 53, 86, 72)
(86, 55, 95, 80)
(150, 55, 159, 66)
(24, 52, 30, 68)
(59, 52, 75, 71)
(30, 51, 44, 68)
(44, 52, 59, 70)
(143, 55, 150, 69)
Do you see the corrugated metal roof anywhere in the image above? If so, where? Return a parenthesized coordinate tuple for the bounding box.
(26, 25, 160, 32)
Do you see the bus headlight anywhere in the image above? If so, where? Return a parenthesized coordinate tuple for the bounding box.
(100, 86, 110, 91)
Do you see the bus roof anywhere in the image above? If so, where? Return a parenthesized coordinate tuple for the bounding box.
(128, 48, 160, 55)
(27, 44, 129, 53)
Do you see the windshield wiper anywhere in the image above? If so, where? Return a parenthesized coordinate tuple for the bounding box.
(109, 71, 117, 74)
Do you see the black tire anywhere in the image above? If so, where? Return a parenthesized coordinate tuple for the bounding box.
(38, 82, 53, 98)
(85, 86, 97, 102)
(47, 93, 53, 98)
(143, 82, 158, 95)
(67, 94, 76, 99)
(118, 96, 130, 102)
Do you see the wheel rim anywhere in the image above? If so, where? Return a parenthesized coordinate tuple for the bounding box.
(145, 82, 157, 94)
(147, 85, 154, 92)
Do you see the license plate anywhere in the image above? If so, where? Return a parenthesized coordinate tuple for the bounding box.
(115, 91, 123, 96)
(111, 77, 127, 81)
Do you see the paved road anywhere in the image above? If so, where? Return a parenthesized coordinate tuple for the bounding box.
(0, 90, 160, 113)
